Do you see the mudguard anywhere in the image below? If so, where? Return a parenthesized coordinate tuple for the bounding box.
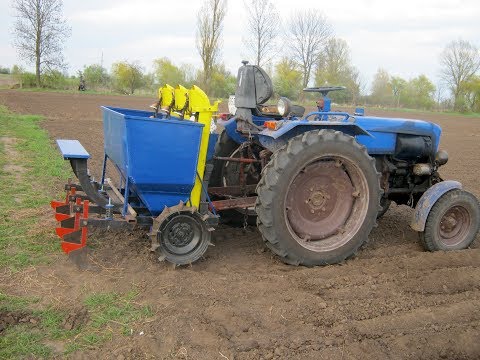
(223, 116, 270, 144)
(410, 180, 462, 232)
(257, 121, 371, 152)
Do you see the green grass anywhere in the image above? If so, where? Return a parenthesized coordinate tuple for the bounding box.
(0, 292, 64, 358)
(0, 105, 73, 270)
(0, 290, 152, 358)
(62, 291, 153, 353)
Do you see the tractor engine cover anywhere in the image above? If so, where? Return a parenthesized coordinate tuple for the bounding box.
(395, 134, 433, 161)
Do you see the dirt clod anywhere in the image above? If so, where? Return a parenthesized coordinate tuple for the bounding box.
(0, 310, 39, 332)
(62, 307, 89, 330)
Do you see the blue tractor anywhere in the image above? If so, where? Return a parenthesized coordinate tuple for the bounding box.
(209, 61, 479, 265)
(51, 61, 479, 267)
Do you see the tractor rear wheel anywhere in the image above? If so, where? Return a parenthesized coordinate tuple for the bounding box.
(419, 189, 479, 251)
(256, 130, 381, 266)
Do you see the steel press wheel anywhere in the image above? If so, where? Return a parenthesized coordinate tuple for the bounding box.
(420, 189, 479, 251)
(256, 130, 381, 266)
(157, 211, 211, 265)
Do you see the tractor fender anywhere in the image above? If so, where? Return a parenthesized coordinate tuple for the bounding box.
(410, 180, 463, 232)
(223, 118, 246, 144)
(223, 116, 273, 145)
(257, 122, 372, 152)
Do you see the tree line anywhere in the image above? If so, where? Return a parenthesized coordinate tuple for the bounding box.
(7, 0, 480, 112)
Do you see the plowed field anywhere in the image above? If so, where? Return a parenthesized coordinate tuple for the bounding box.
(1, 90, 479, 359)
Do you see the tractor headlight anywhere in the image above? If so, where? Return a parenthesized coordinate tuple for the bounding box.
(277, 97, 292, 117)
(228, 95, 237, 115)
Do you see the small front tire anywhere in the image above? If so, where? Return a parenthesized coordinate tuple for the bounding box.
(419, 189, 480, 251)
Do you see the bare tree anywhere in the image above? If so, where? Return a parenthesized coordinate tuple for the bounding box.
(288, 9, 332, 88)
(196, 0, 227, 93)
(440, 39, 480, 110)
(12, 0, 71, 87)
(243, 0, 280, 67)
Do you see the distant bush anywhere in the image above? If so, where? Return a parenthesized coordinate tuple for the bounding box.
(21, 72, 37, 87)
(42, 70, 69, 89)
(0, 66, 10, 74)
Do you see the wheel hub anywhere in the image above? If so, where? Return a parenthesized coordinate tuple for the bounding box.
(160, 213, 203, 256)
(169, 223, 193, 247)
(439, 206, 470, 245)
(307, 189, 329, 210)
(286, 161, 355, 240)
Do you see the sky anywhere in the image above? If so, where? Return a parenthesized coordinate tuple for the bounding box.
(0, 0, 479, 90)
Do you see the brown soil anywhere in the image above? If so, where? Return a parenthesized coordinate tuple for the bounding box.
(0, 310, 39, 333)
(0, 89, 479, 359)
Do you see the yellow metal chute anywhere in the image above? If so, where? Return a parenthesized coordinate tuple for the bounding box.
(187, 85, 220, 208)
(155, 83, 220, 208)
(159, 84, 174, 112)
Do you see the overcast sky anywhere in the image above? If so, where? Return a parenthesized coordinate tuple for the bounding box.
(0, 0, 479, 89)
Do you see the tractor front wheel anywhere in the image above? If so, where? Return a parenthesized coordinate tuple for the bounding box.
(420, 189, 479, 251)
(256, 130, 381, 266)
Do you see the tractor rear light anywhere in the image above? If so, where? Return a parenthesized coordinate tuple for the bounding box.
(218, 113, 229, 121)
(264, 121, 283, 131)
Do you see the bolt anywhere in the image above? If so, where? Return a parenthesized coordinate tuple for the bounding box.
(310, 210, 315, 214)
(321, 207, 326, 211)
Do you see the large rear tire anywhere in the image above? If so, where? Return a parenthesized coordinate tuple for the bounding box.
(256, 130, 381, 266)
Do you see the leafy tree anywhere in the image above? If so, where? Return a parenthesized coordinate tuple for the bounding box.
(111, 61, 144, 94)
(42, 69, 68, 89)
(11, 64, 24, 88)
(209, 64, 236, 98)
(153, 57, 186, 86)
(404, 75, 436, 110)
(243, 0, 280, 66)
(0, 66, 10, 74)
(463, 75, 480, 112)
(440, 40, 480, 111)
(314, 38, 361, 104)
(180, 63, 197, 88)
(390, 76, 407, 108)
(12, 0, 71, 86)
(370, 68, 392, 106)
(83, 64, 109, 90)
(142, 72, 156, 92)
(196, 0, 227, 94)
(273, 58, 303, 100)
(288, 9, 332, 88)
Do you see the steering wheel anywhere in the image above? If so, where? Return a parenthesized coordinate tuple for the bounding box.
(303, 86, 346, 97)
